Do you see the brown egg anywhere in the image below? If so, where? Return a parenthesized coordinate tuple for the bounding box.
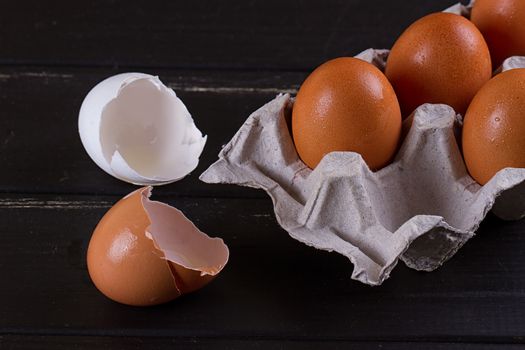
(471, 0, 525, 69)
(87, 187, 229, 306)
(292, 57, 402, 170)
(385, 12, 492, 116)
(462, 68, 525, 185)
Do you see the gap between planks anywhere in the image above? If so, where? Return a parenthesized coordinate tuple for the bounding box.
(0, 71, 299, 94)
(0, 198, 112, 209)
(0, 196, 274, 213)
(0, 332, 524, 346)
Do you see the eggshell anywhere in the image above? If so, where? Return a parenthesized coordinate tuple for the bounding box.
(462, 68, 525, 185)
(87, 187, 229, 306)
(78, 73, 207, 186)
(292, 57, 401, 170)
(385, 12, 492, 116)
(471, 0, 525, 69)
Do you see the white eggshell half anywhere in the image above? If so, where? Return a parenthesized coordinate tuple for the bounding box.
(78, 73, 207, 185)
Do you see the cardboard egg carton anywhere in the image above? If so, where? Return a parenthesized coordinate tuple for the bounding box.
(200, 2, 525, 286)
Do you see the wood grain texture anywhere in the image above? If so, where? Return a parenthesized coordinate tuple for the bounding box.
(0, 194, 524, 342)
(1, 335, 524, 350)
(0, 66, 305, 197)
(0, 0, 457, 70)
(1, 0, 524, 347)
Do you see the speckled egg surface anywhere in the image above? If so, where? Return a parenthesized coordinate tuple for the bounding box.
(292, 57, 401, 170)
(471, 0, 525, 69)
(385, 12, 492, 116)
(463, 68, 525, 185)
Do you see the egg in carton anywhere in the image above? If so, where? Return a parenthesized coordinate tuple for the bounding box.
(200, 2, 525, 286)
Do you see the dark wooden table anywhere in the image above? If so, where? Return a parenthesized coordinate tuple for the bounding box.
(1, 1, 524, 349)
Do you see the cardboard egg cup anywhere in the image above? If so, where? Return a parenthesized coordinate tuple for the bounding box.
(201, 2, 525, 286)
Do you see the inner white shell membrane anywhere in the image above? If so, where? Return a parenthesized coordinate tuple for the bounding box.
(140, 187, 229, 275)
(79, 73, 206, 185)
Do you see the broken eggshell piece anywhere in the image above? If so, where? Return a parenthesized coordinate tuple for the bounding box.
(87, 186, 229, 306)
(78, 73, 207, 185)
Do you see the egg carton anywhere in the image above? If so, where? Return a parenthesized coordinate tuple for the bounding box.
(200, 3, 525, 286)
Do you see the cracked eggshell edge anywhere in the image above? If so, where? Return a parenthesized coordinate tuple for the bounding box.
(78, 73, 207, 186)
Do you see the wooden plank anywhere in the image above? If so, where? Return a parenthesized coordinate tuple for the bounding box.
(1, 194, 524, 342)
(0, 0, 456, 70)
(1, 335, 524, 350)
(0, 66, 306, 197)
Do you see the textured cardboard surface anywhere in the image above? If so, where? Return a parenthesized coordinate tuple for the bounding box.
(200, 2, 525, 285)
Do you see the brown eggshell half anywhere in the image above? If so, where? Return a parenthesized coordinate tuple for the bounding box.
(385, 12, 492, 116)
(462, 68, 525, 185)
(141, 191, 229, 294)
(292, 57, 402, 170)
(87, 187, 229, 306)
